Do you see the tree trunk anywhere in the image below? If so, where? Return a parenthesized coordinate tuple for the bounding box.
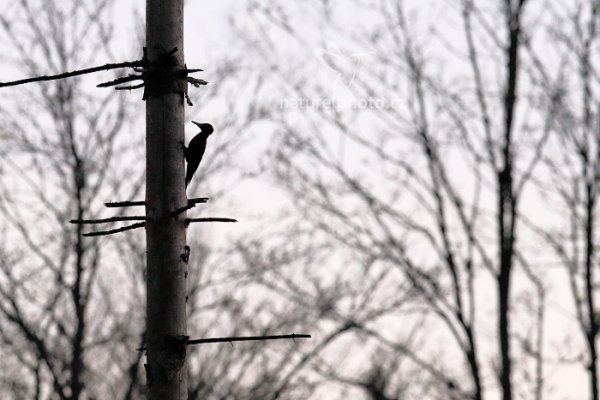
(498, 2, 527, 399)
(145, 0, 188, 398)
(585, 183, 598, 400)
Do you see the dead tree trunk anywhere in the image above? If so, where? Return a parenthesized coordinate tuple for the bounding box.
(145, 0, 188, 398)
(497, 2, 528, 399)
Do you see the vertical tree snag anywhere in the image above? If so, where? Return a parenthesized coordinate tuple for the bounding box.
(145, 0, 188, 398)
(498, 1, 528, 399)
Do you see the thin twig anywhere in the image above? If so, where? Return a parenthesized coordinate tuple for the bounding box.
(97, 74, 143, 88)
(187, 77, 209, 87)
(70, 216, 147, 225)
(188, 197, 210, 204)
(188, 333, 311, 345)
(83, 222, 145, 237)
(136, 333, 311, 351)
(0, 60, 143, 88)
(185, 217, 237, 226)
(105, 200, 146, 208)
(116, 83, 145, 91)
(172, 197, 210, 215)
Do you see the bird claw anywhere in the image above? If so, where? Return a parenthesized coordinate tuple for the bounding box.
(179, 140, 189, 160)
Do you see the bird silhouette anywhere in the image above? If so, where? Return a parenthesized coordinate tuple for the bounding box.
(185, 122, 214, 189)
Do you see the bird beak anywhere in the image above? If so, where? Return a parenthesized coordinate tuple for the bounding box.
(191, 121, 202, 129)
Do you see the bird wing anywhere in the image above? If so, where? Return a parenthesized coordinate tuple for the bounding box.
(185, 137, 207, 188)
(185, 159, 200, 188)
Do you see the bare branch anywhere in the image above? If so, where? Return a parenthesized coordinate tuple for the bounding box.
(0, 60, 143, 88)
(105, 200, 146, 208)
(185, 217, 237, 226)
(172, 197, 210, 215)
(188, 333, 310, 345)
(70, 216, 147, 224)
(83, 222, 145, 237)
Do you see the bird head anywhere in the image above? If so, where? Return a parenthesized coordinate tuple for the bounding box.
(192, 121, 214, 136)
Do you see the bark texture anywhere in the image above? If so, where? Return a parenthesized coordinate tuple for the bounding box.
(145, 0, 188, 398)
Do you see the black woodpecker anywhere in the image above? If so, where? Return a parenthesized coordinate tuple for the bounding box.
(184, 122, 214, 188)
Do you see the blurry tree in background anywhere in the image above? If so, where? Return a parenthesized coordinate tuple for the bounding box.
(0, 1, 145, 398)
(0, 1, 305, 399)
(529, 2, 600, 400)
(229, 0, 599, 399)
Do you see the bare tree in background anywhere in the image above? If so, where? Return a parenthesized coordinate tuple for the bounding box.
(496, 2, 530, 398)
(0, 1, 144, 398)
(530, 1, 600, 399)
(228, 0, 558, 399)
